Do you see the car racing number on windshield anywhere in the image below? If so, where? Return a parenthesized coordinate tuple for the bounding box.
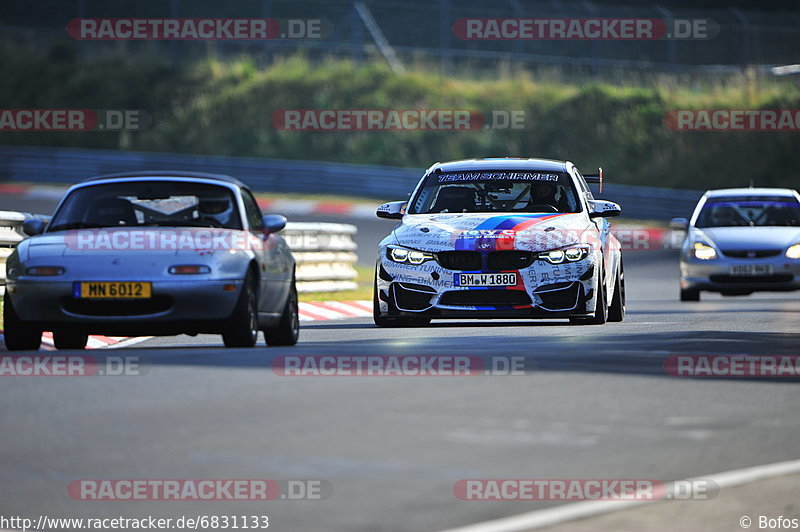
(455, 273, 517, 287)
(75, 281, 152, 299)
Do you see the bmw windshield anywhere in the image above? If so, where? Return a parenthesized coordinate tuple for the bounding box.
(408, 171, 581, 214)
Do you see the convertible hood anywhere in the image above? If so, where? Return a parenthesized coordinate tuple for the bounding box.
(25, 229, 254, 258)
(695, 227, 800, 250)
(392, 213, 592, 252)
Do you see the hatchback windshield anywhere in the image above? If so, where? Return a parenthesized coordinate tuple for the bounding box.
(408, 171, 581, 214)
(695, 196, 800, 228)
(48, 181, 243, 231)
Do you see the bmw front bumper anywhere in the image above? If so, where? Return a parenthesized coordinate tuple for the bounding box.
(375, 247, 601, 319)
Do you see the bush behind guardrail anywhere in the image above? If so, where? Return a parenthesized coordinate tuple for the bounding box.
(1, 45, 798, 191)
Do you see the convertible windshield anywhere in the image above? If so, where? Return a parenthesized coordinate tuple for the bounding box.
(695, 196, 800, 228)
(48, 181, 243, 231)
(408, 171, 581, 214)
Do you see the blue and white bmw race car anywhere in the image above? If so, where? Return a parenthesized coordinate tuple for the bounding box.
(373, 158, 625, 326)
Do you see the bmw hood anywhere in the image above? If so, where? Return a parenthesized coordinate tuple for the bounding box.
(391, 213, 593, 252)
(694, 227, 800, 251)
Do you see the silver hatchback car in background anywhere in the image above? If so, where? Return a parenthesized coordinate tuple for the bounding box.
(672, 188, 800, 301)
(3, 171, 299, 350)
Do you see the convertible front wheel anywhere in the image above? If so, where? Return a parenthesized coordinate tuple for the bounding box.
(264, 281, 300, 346)
(222, 272, 259, 348)
(3, 294, 42, 351)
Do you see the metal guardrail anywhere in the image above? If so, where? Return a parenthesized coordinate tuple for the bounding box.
(0, 212, 358, 295)
(281, 223, 359, 293)
(0, 146, 704, 220)
(0, 211, 40, 296)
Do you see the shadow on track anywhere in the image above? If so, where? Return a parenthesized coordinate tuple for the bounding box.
(59, 329, 800, 384)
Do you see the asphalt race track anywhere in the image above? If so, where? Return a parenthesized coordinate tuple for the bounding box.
(1, 195, 799, 532)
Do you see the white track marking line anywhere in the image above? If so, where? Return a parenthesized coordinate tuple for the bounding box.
(437, 458, 800, 532)
(104, 336, 154, 349)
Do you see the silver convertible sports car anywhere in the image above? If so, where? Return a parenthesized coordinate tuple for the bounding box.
(374, 158, 625, 326)
(672, 187, 800, 301)
(3, 171, 299, 350)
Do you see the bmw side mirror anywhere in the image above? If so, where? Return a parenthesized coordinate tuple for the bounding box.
(22, 218, 45, 236)
(376, 201, 407, 220)
(588, 200, 621, 219)
(261, 214, 287, 234)
(670, 217, 689, 231)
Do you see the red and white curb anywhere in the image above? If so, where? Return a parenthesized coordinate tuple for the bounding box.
(0, 300, 371, 350)
(299, 300, 371, 321)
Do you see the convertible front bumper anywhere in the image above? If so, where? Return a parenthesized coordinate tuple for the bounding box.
(6, 278, 243, 335)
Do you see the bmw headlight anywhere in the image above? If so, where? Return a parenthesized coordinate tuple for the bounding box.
(691, 242, 717, 260)
(538, 246, 589, 264)
(387, 246, 435, 265)
(786, 244, 800, 259)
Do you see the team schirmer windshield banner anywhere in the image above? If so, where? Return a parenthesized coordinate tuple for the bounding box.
(435, 172, 560, 182)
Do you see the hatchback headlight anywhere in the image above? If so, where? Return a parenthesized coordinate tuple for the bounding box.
(786, 244, 800, 260)
(691, 242, 717, 260)
(387, 246, 435, 265)
(538, 246, 589, 264)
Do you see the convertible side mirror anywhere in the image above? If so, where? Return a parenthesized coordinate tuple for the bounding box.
(376, 201, 407, 220)
(261, 214, 287, 234)
(22, 218, 45, 236)
(588, 200, 621, 219)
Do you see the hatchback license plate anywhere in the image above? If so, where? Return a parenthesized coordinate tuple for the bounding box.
(729, 265, 773, 276)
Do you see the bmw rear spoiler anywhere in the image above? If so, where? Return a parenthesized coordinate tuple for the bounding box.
(583, 167, 603, 193)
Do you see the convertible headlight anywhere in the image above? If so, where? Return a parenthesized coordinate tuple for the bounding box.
(387, 246, 434, 265)
(691, 242, 717, 260)
(25, 266, 65, 276)
(786, 244, 800, 259)
(168, 265, 211, 274)
(539, 246, 589, 264)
